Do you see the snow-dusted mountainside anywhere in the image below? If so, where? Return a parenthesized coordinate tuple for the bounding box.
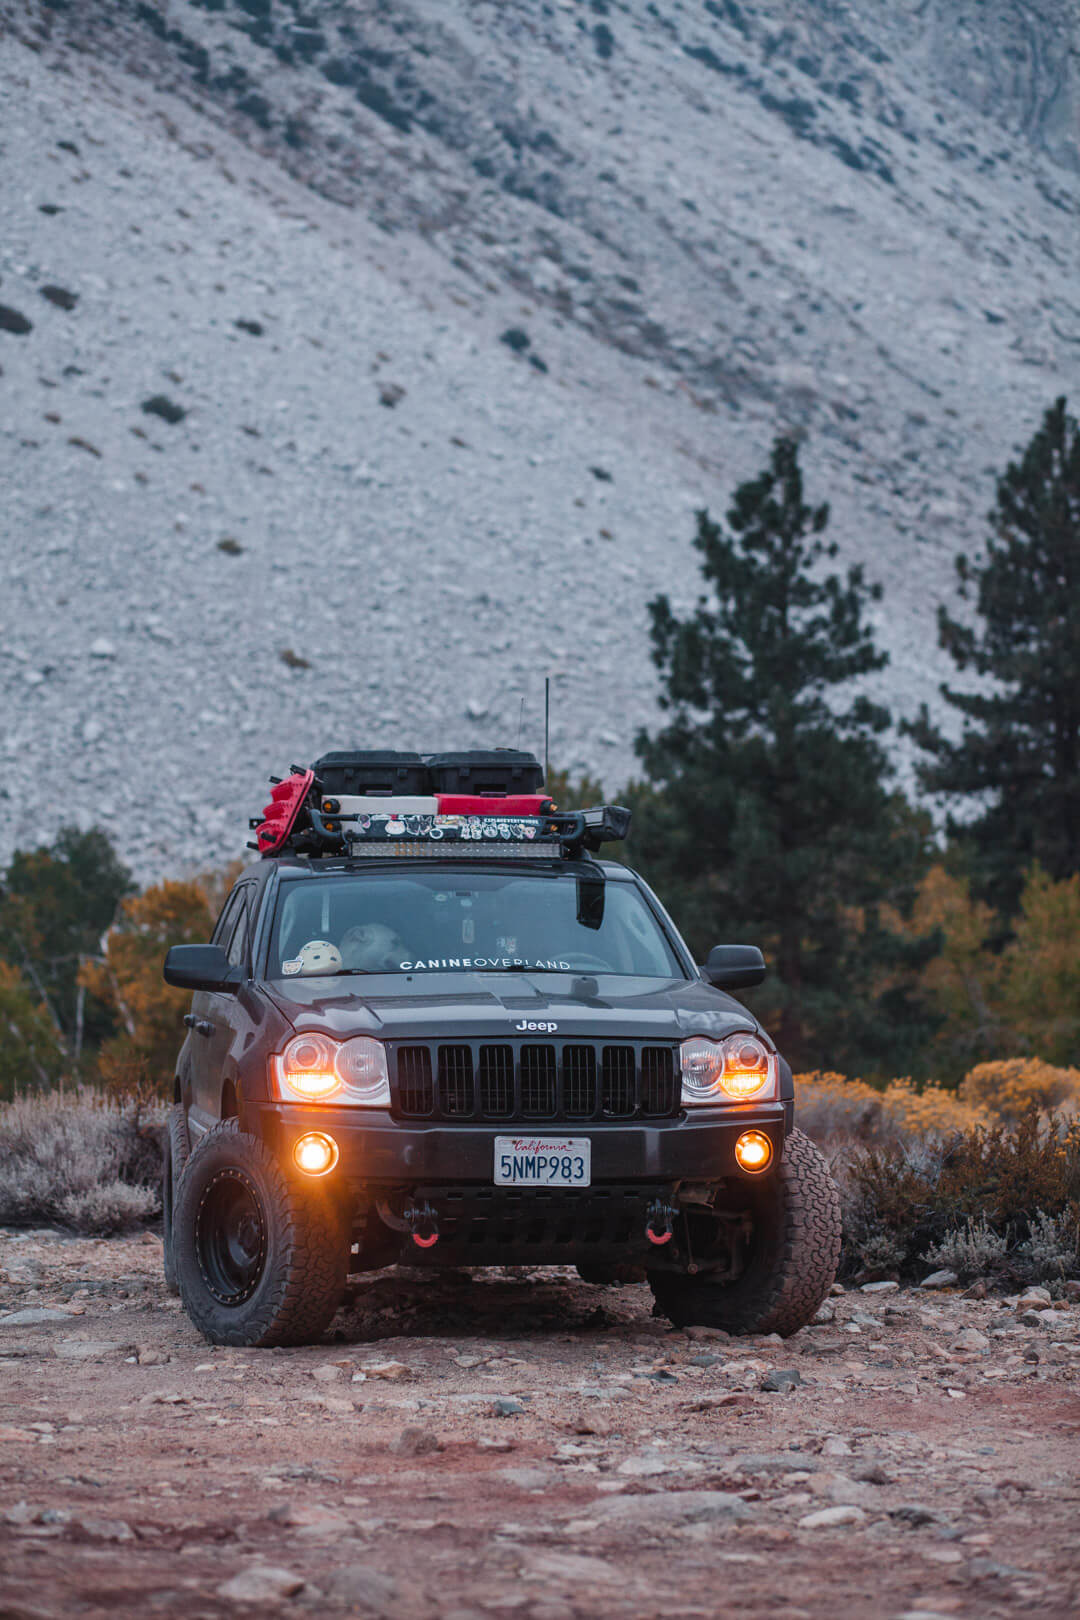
(0, 1, 1076, 877)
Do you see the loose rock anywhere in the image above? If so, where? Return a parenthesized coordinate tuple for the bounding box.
(798, 1505, 867, 1529)
(390, 1426, 443, 1457)
(217, 1565, 306, 1602)
(920, 1270, 959, 1290)
(322, 1566, 398, 1607)
(761, 1369, 802, 1393)
(951, 1328, 990, 1353)
(587, 1490, 753, 1528)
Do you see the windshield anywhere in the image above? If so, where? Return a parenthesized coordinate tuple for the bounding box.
(268, 870, 684, 980)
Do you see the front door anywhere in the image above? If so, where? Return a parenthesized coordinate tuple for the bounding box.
(187, 885, 249, 1132)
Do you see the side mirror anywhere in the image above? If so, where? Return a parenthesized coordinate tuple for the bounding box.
(163, 944, 243, 994)
(701, 944, 766, 991)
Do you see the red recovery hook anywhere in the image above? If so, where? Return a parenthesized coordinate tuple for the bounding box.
(406, 1201, 439, 1249)
(645, 1200, 677, 1246)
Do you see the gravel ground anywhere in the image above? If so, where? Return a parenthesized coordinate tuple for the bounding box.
(1, 1229, 1079, 1619)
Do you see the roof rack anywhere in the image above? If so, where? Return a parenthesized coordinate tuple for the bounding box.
(249, 761, 630, 860)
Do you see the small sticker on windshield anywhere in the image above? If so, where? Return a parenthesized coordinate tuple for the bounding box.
(282, 958, 302, 976)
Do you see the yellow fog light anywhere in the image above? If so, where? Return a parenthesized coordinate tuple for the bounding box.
(293, 1132, 339, 1177)
(734, 1129, 773, 1173)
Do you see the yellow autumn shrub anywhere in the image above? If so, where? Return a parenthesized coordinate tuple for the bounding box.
(878, 1077, 985, 1134)
(958, 1058, 1080, 1124)
(793, 1072, 886, 1139)
(795, 1071, 985, 1141)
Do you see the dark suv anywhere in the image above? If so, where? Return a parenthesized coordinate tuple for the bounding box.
(162, 752, 840, 1347)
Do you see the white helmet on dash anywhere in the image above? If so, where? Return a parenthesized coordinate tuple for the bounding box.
(296, 939, 343, 976)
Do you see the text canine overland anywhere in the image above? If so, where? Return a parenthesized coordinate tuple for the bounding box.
(397, 958, 573, 971)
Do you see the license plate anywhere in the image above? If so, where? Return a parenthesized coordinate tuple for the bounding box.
(494, 1136, 591, 1187)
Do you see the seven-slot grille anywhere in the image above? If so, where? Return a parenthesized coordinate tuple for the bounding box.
(389, 1041, 679, 1122)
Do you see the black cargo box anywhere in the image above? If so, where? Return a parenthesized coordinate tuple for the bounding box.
(312, 751, 431, 796)
(426, 750, 544, 795)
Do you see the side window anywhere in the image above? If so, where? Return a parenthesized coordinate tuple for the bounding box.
(226, 891, 252, 970)
(211, 889, 243, 948)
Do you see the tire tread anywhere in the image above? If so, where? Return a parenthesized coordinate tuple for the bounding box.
(175, 1120, 346, 1347)
(650, 1129, 841, 1337)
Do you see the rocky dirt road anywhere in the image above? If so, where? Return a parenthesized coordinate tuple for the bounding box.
(1, 1230, 1079, 1620)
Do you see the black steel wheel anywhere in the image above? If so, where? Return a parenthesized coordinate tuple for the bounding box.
(174, 1120, 347, 1347)
(195, 1168, 267, 1305)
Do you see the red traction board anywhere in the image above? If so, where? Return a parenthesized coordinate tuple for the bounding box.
(255, 770, 314, 853)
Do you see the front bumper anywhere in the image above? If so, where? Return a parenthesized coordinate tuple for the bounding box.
(245, 1100, 789, 1186)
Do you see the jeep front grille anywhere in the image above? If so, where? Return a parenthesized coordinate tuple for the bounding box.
(562, 1045, 597, 1118)
(397, 1045, 434, 1114)
(391, 1041, 679, 1122)
(602, 1045, 635, 1116)
(520, 1045, 557, 1117)
(438, 1045, 474, 1115)
(477, 1044, 514, 1116)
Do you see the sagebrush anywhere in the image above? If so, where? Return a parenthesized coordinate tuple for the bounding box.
(958, 1057, 1080, 1122)
(796, 1057, 1080, 1147)
(837, 1106, 1080, 1285)
(922, 1217, 1010, 1282)
(0, 1092, 164, 1235)
(795, 1071, 984, 1143)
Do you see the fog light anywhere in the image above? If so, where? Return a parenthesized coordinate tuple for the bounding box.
(734, 1129, 773, 1173)
(293, 1132, 339, 1176)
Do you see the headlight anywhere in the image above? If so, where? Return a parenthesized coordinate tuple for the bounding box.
(679, 1033, 777, 1105)
(335, 1036, 391, 1105)
(272, 1033, 390, 1107)
(274, 1033, 341, 1100)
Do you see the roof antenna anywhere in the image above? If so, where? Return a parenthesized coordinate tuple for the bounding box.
(544, 675, 550, 789)
(517, 696, 525, 750)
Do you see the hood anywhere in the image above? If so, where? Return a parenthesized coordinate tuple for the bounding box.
(261, 970, 760, 1045)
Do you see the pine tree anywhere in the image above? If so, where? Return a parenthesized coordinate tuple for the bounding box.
(634, 436, 933, 1070)
(0, 826, 133, 1058)
(906, 397, 1080, 905)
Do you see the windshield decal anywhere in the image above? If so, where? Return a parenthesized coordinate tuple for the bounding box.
(400, 957, 572, 971)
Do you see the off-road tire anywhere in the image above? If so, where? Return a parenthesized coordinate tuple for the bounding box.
(648, 1129, 841, 1337)
(162, 1104, 191, 1296)
(174, 1120, 347, 1347)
